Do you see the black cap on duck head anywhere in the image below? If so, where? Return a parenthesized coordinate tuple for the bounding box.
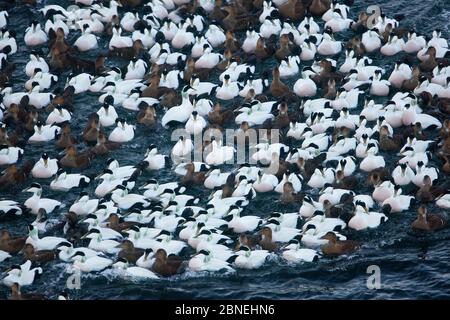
(104, 81, 116, 89)
(141, 4, 153, 15)
(382, 204, 392, 214)
(334, 8, 342, 15)
(238, 175, 247, 182)
(115, 118, 125, 125)
(102, 168, 113, 175)
(146, 178, 158, 185)
(104, 95, 114, 105)
(29, 182, 42, 189)
(406, 92, 416, 100)
(266, 7, 279, 18)
(267, 219, 280, 226)
(130, 87, 142, 96)
(196, 209, 208, 217)
(158, 230, 171, 237)
(229, 204, 239, 211)
(184, 216, 196, 223)
(73, 251, 86, 257)
(324, 27, 333, 35)
(186, 25, 197, 34)
(86, 229, 100, 237)
(182, 85, 193, 93)
(57, 241, 73, 249)
(238, 245, 251, 252)
(202, 43, 211, 51)
(313, 210, 324, 216)
(403, 146, 414, 152)
(116, 257, 128, 264)
(322, 183, 332, 190)
(336, 135, 345, 142)
(101, 101, 112, 110)
(164, 189, 175, 195)
(85, 213, 97, 220)
(129, 225, 140, 233)
(115, 184, 127, 191)
(181, 208, 195, 221)
(355, 200, 366, 208)
(34, 119, 44, 128)
(167, 200, 178, 207)
(271, 212, 282, 218)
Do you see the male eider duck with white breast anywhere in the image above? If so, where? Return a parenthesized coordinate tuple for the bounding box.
(26, 225, 67, 251)
(82, 229, 121, 254)
(108, 118, 135, 143)
(161, 85, 195, 127)
(97, 100, 119, 127)
(31, 153, 58, 179)
(142, 145, 170, 171)
(23, 183, 62, 215)
(28, 121, 60, 143)
(282, 236, 320, 263)
(74, 24, 98, 52)
(113, 258, 158, 279)
(24, 21, 48, 47)
(216, 75, 242, 100)
(50, 169, 91, 192)
(318, 28, 342, 56)
(233, 246, 270, 270)
(2, 260, 43, 288)
(71, 251, 113, 273)
(0, 145, 24, 166)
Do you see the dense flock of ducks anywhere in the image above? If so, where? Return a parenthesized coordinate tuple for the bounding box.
(0, 0, 449, 300)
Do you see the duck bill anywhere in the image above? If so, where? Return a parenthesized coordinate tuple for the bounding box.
(80, 232, 89, 240)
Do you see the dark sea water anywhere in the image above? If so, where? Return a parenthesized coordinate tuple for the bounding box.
(1, 0, 450, 300)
